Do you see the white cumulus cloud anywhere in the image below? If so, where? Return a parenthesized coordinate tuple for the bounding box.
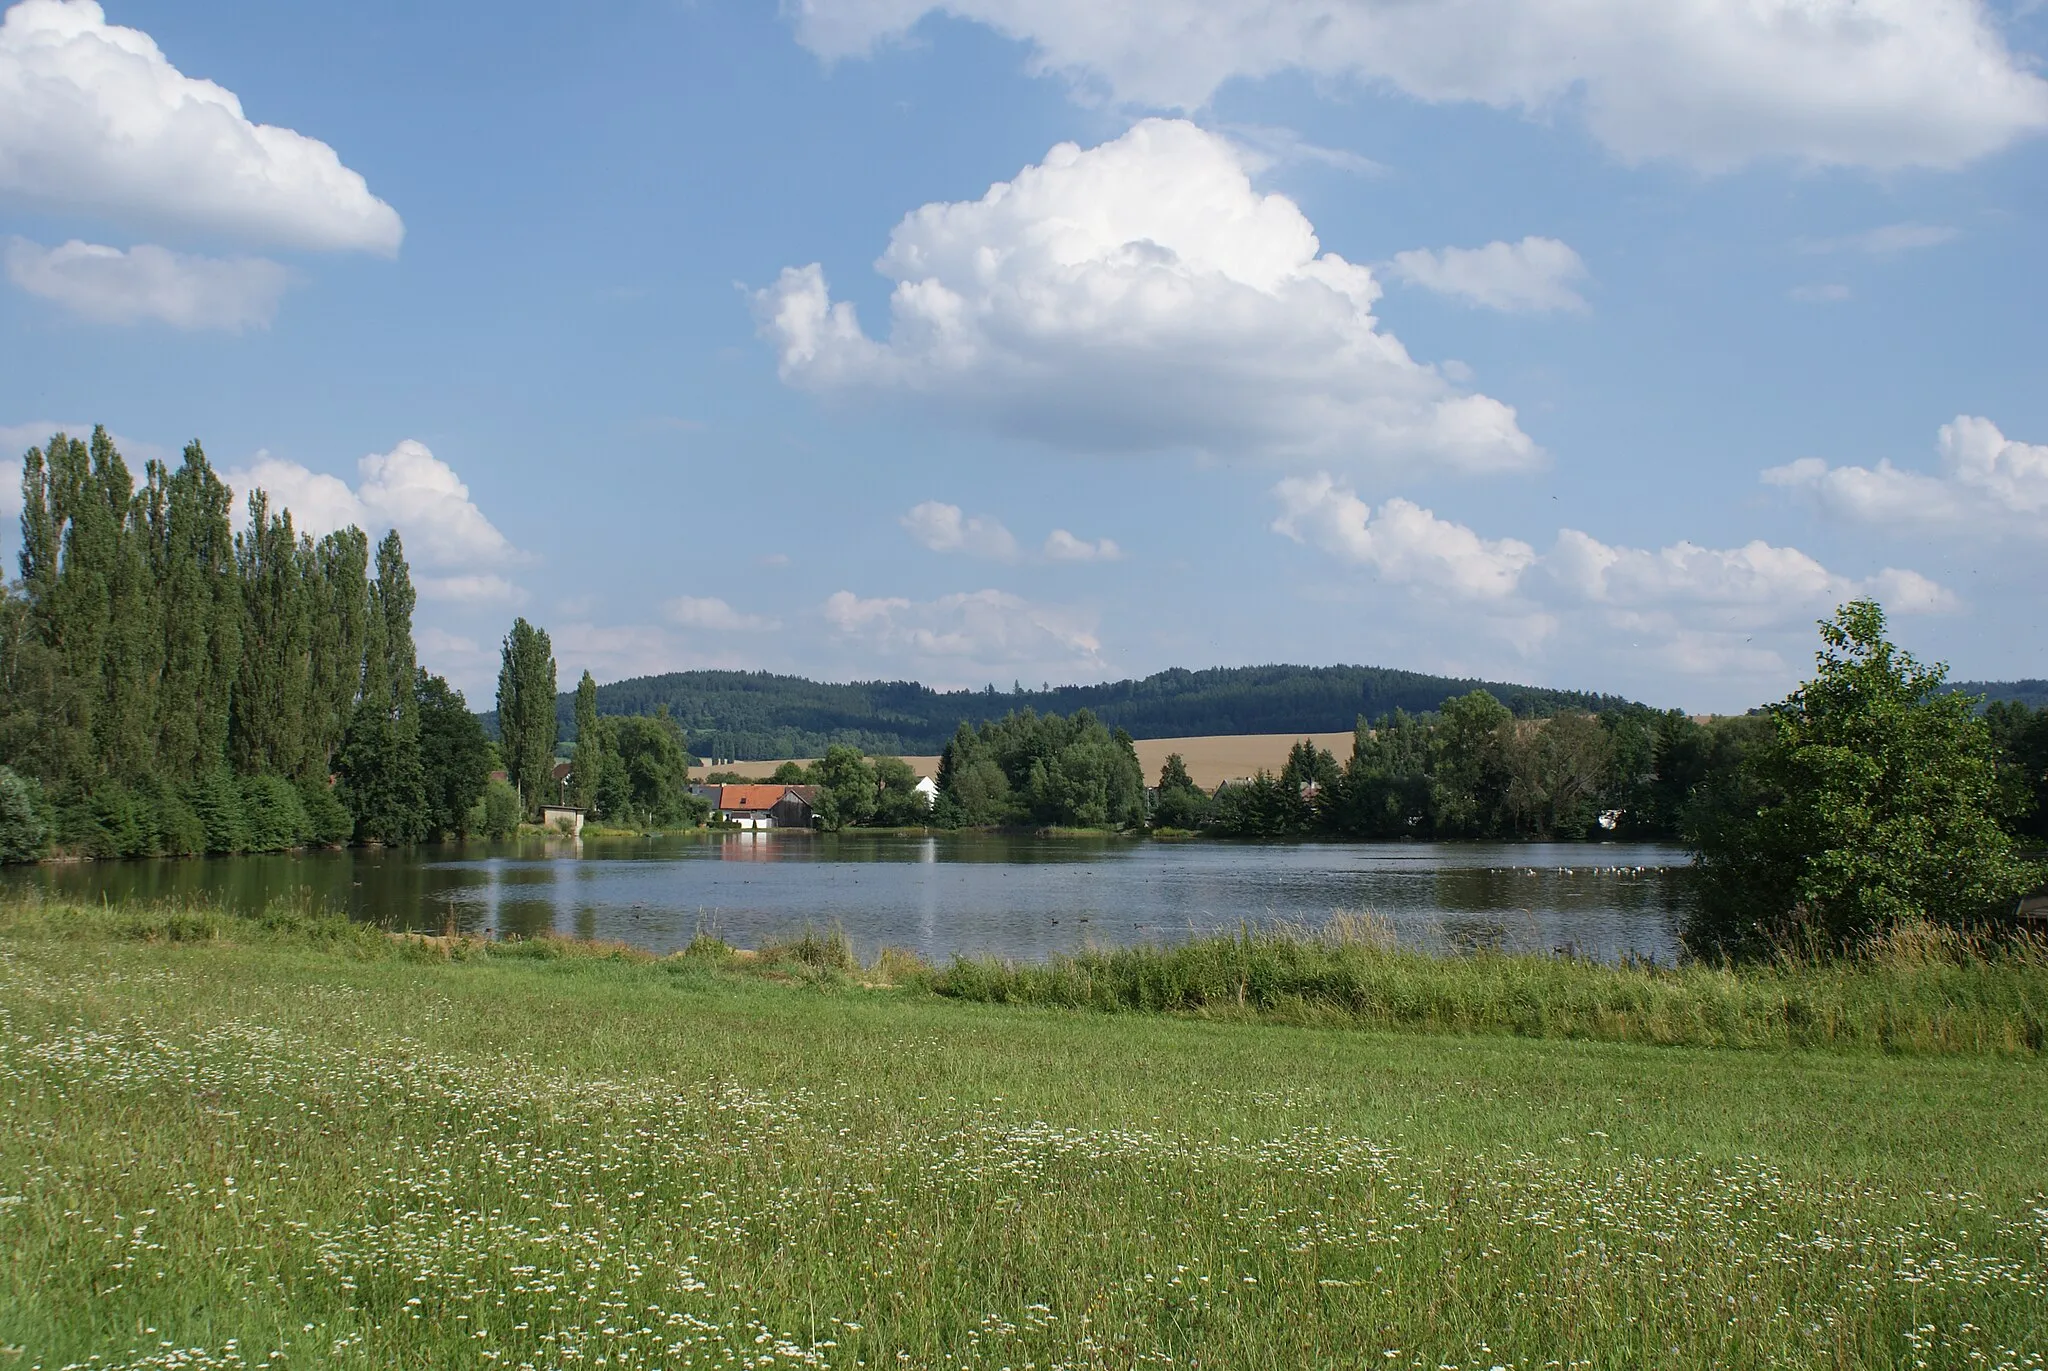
(224, 440, 519, 602)
(1043, 529, 1122, 562)
(901, 501, 1019, 559)
(757, 119, 1536, 473)
(6, 237, 288, 329)
(0, 0, 402, 252)
(664, 595, 781, 632)
(227, 453, 366, 536)
(1389, 237, 1588, 313)
(1763, 415, 2048, 532)
(1270, 471, 1955, 676)
(823, 587, 1103, 678)
(791, 0, 2048, 171)
(354, 440, 516, 570)
(1270, 474, 1534, 598)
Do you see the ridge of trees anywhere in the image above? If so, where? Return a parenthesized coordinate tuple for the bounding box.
(0, 428, 491, 859)
(514, 664, 1646, 761)
(1946, 679, 2048, 711)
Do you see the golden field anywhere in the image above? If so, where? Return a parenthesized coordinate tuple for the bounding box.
(692, 731, 1357, 790)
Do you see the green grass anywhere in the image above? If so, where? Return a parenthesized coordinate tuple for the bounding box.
(2, 899, 2045, 1370)
(930, 916, 2048, 1055)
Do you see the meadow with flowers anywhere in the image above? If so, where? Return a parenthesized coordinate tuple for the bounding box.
(2, 899, 2044, 1370)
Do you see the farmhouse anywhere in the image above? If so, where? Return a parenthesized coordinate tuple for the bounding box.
(695, 784, 819, 829)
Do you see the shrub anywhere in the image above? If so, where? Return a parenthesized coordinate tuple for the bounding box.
(298, 780, 355, 848)
(185, 770, 247, 854)
(0, 767, 47, 863)
(241, 774, 309, 852)
(474, 779, 522, 840)
(151, 789, 208, 857)
(75, 783, 153, 858)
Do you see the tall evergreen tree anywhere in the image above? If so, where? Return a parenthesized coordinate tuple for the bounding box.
(306, 527, 371, 779)
(230, 494, 314, 778)
(93, 430, 160, 780)
(571, 670, 604, 811)
(33, 432, 115, 788)
(335, 535, 427, 842)
(373, 532, 418, 734)
(496, 618, 557, 817)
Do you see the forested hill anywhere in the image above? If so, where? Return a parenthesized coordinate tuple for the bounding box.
(550, 665, 1643, 759)
(1950, 680, 2048, 710)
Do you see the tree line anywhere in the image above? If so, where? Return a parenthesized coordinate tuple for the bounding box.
(1162, 693, 1763, 842)
(534, 663, 1640, 762)
(1159, 602, 2045, 953)
(0, 428, 493, 860)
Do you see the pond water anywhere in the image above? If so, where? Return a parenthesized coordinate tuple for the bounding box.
(2, 833, 1695, 964)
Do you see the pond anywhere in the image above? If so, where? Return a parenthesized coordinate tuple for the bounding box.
(1, 833, 1696, 964)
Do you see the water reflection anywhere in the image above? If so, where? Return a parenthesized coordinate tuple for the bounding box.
(0, 833, 1694, 964)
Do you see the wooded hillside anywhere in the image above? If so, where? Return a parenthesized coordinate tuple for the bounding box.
(528, 665, 1644, 759)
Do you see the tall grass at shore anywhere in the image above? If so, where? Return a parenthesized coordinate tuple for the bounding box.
(7, 892, 2045, 1056)
(931, 913, 2048, 1054)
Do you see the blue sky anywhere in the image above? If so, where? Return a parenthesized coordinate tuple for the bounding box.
(3, 0, 2045, 713)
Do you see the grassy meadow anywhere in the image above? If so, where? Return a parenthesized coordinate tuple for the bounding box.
(2, 899, 2046, 1370)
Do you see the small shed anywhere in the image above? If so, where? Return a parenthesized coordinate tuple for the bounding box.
(2016, 884, 2048, 924)
(539, 803, 585, 837)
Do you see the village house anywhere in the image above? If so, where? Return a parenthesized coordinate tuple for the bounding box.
(690, 784, 819, 829)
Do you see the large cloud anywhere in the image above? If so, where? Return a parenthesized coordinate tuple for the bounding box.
(225, 440, 519, 602)
(792, 0, 2048, 171)
(757, 119, 1536, 472)
(6, 237, 288, 329)
(1272, 472, 1954, 677)
(0, 0, 401, 252)
(1764, 416, 2048, 533)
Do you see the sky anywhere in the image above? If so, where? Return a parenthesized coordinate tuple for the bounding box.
(2, 0, 2045, 714)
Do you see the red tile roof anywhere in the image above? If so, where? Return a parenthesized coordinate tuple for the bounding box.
(717, 784, 792, 812)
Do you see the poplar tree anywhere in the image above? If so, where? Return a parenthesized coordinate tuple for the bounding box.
(571, 670, 604, 811)
(35, 432, 114, 787)
(95, 430, 161, 780)
(496, 618, 556, 817)
(230, 493, 313, 778)
(374, 532, 418, 733)
(3, 424, 441, 857)
(335, 534, 427, 843)
(306, 527, 371, 779)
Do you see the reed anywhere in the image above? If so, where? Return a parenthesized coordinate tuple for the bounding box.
(930, 914, 2048, 1055)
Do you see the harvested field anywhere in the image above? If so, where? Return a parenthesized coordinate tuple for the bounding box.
(693, 732, 1357, 789)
